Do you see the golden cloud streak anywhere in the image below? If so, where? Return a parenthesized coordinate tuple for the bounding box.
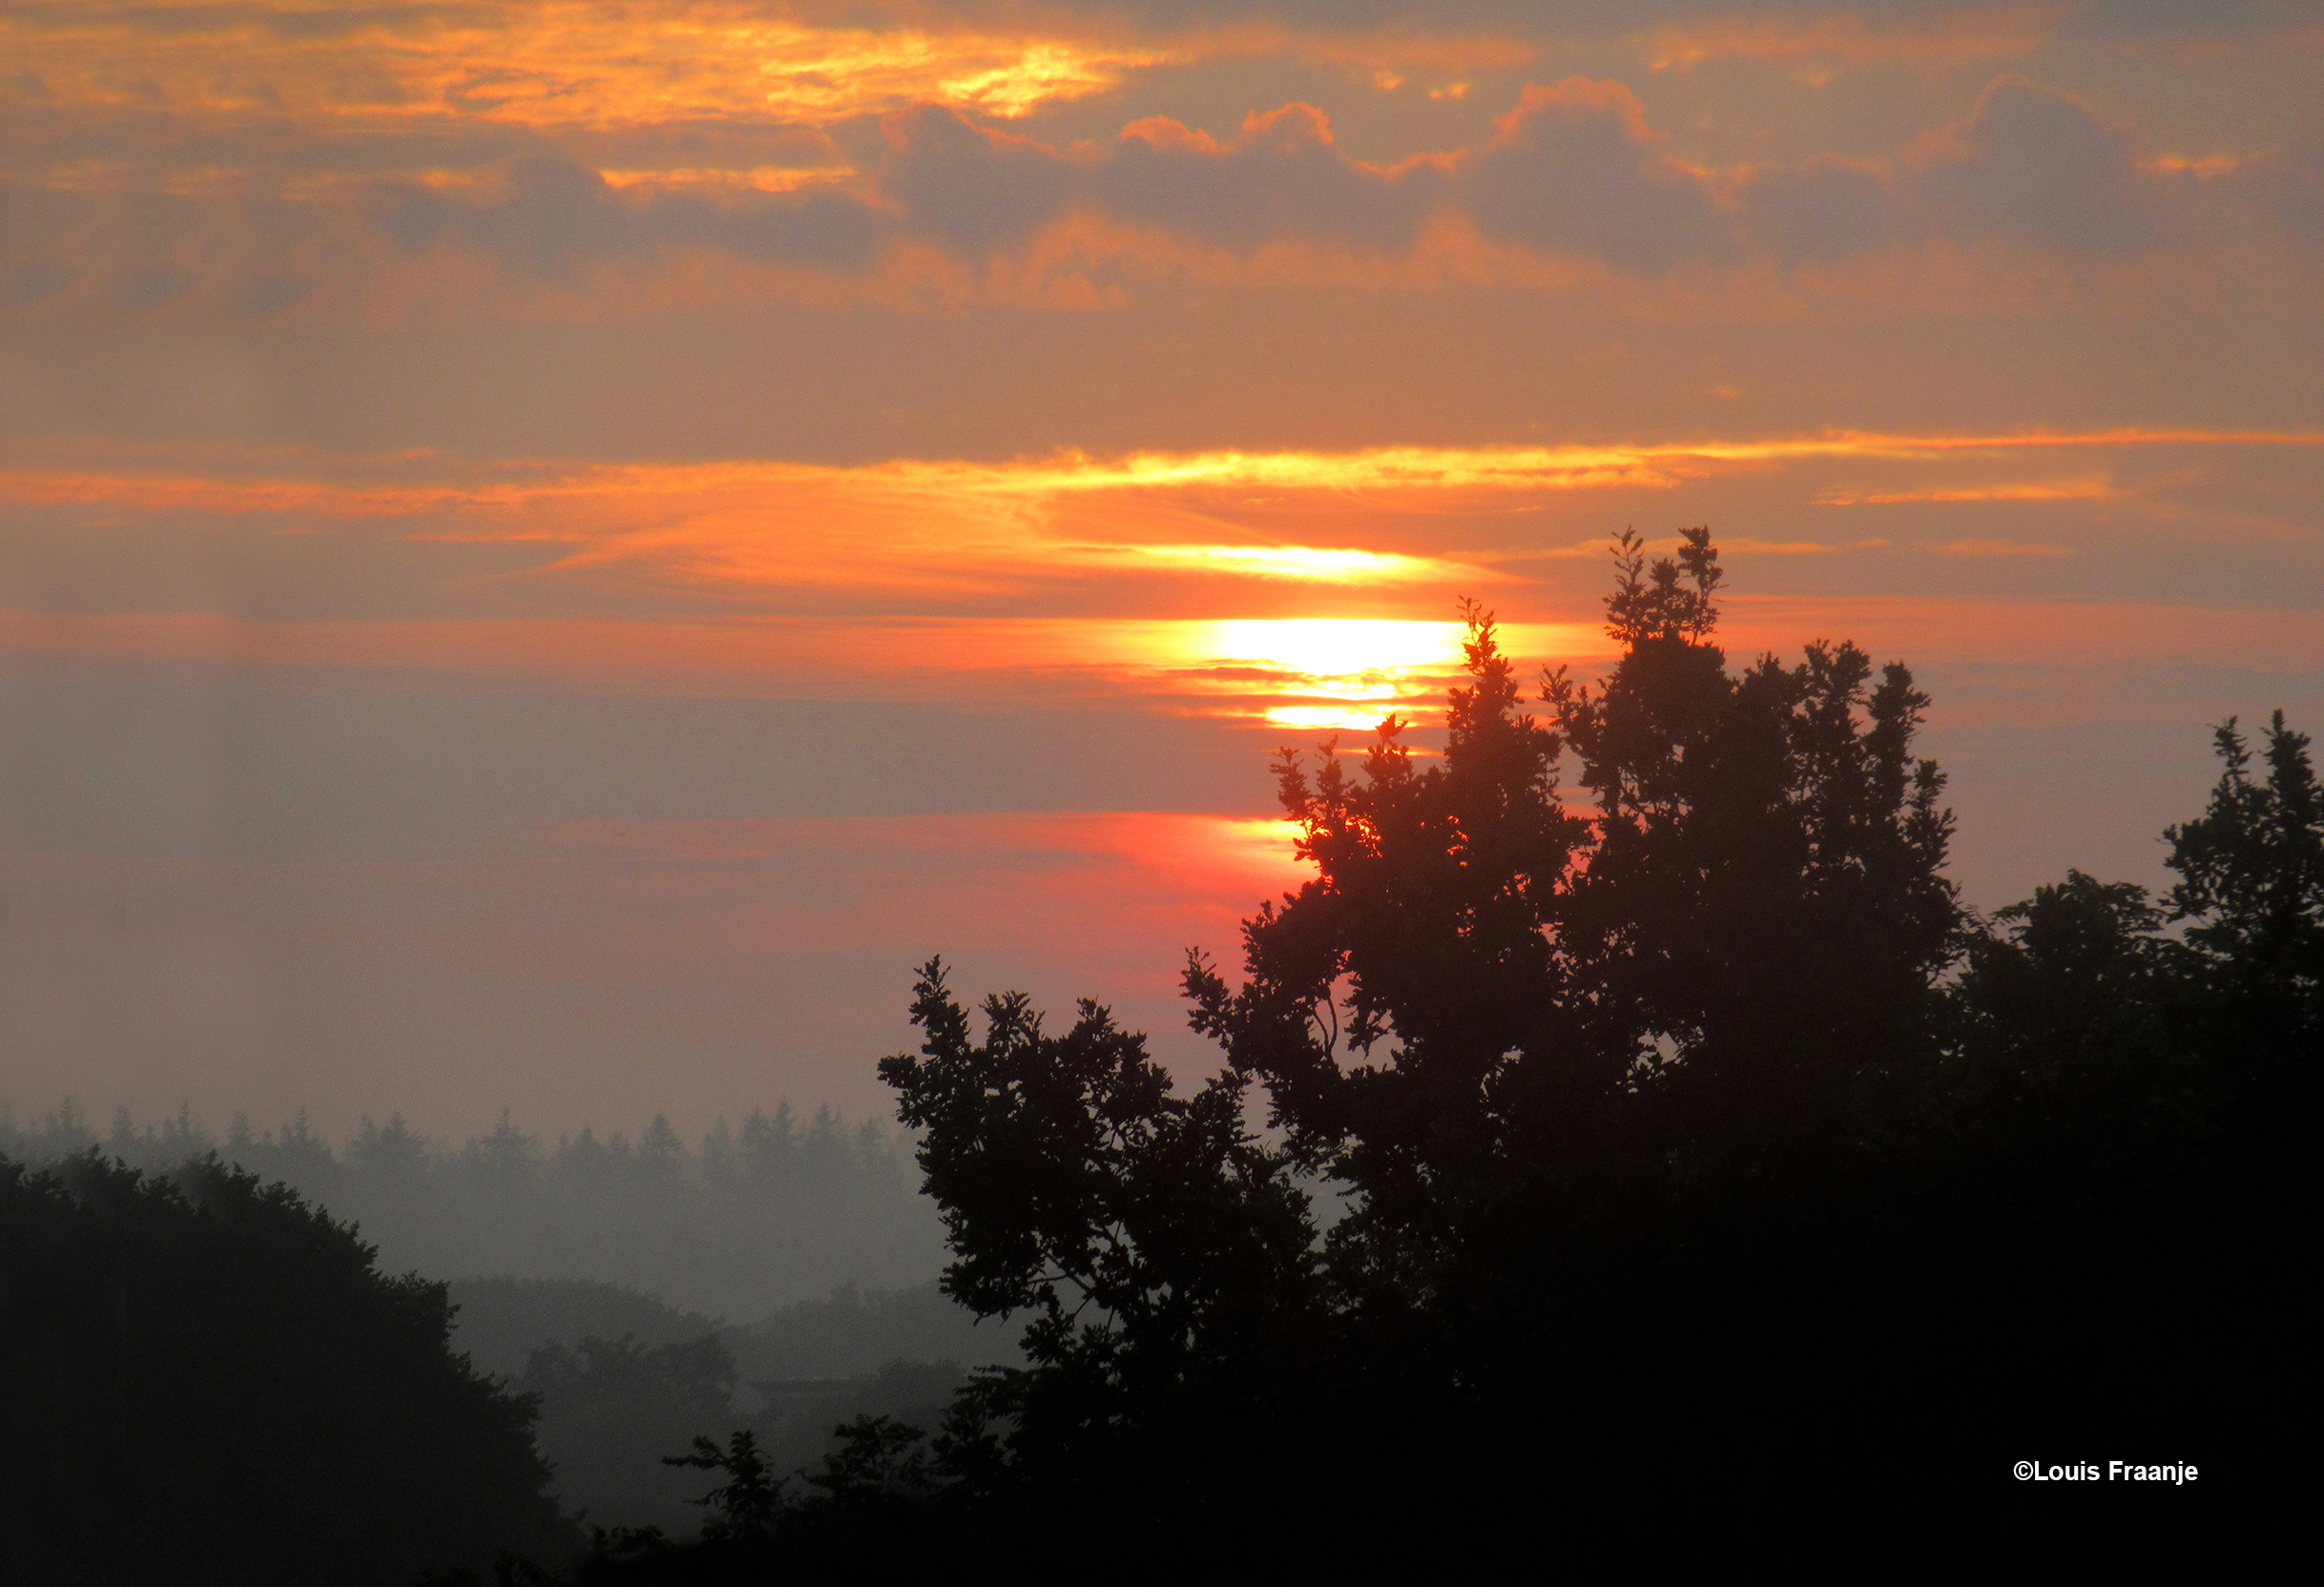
(5, 5, 1569, 139)
(12, 426, 2316, 522)
(5, 425, 2312, 680)
(594, 167, 853, 195)
(2, 3, 1175, 130)
(927, 428, 2324, 501)
(751, 27, 1178, 120)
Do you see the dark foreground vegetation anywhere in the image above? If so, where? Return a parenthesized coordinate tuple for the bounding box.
(4, 530, 2311, 1577)
(458, 1278, 992, 1536)
(0, 1155, 571, 1584)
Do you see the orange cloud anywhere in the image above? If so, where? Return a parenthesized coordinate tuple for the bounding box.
(0, 4, 1563, 138)
(9, 426, 2315, 612)
(13, 428, 2316, 516)
(1, 2, 1176, 129)
(18, 27, 2318, 323)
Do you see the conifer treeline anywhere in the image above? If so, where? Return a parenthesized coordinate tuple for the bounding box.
(0, 1103, 944, 1318)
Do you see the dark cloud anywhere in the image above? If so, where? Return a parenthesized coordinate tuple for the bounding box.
(1027, 0, 2319, 34)
(1910, 79, 2153, 255)
(877, 108, 1085, 255)
(1738, 78, 2183, 260)
(370, 155, 883, 275)
(1095, 105, 1444, 254)
(9, 99, 845, 189)
(1733, 159, 1895, 262)
(880, 84, 1733, 272)
(1458, 79, 1734, 272)
(880, 100, 1446, 257)
(9, 64, 2316, 307)
(6, 3, 502, 42)
(979, 0, 1952, 28)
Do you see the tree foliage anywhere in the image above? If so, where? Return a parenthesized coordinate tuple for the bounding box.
(0, 1153, 571, 1584)
(2166, 710, 2323, 1022)
(843, 526, 2309, 1537)
(874, 973, 1323, 1530)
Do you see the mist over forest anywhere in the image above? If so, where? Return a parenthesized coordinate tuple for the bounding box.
(0, 1101, 945, 1319)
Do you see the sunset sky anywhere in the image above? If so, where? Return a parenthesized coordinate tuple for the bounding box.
(5, 0, 2321, 1137)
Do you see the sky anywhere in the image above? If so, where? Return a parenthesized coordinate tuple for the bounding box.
(4, 0, 2321, 1139)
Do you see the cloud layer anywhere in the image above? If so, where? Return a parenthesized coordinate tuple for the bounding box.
(10, 0, 2321, 317)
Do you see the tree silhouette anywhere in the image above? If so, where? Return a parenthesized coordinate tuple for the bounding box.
(876, 970, 1323, 1534)
(2166, 711, 2321, 1035)
(0, 1153, 571, 1584)
(854, 527, 2305, 1536)
(663, 1431, 786, 1542)
(1168, 531, 1962, 1444)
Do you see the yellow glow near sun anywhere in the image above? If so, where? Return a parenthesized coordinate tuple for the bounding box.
(1104, 545, 1443, 582)
(1203, 619, 1467, 677)
(1160, 619, 1468, 732)
(1263, 704, 1419, 732)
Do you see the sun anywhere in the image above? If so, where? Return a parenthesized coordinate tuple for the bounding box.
(1199, 619, 1467, 678)
(1079, 615, 1601, 733)
(1185, 619, 1466, 733)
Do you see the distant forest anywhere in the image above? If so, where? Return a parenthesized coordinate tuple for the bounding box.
(0, 1115, 1006, 1573)
(4, 529, 2310, 1578)
(0, 1101, 944, 1319)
